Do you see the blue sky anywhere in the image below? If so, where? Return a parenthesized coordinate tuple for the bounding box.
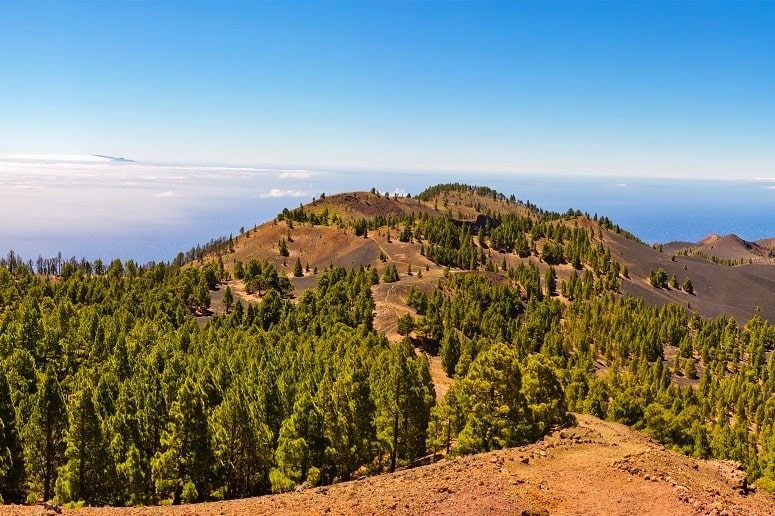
(1, 1, 774, 178)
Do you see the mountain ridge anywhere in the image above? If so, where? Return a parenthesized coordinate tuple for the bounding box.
(663, 233, 774, 266)
(200, 184, 775, 323)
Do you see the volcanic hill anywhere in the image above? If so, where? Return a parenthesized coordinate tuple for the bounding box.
(206, 186, 775, 324)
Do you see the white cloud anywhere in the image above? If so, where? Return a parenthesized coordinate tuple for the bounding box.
(0, 156, 319, 240)
(381, 187, 407, 197)
(155, 190, 178, 198)
(0, 155, 331, 261)
(0, 154, 113, 162)
(279, 171, 314, 180)
(258, 189, 308, 198)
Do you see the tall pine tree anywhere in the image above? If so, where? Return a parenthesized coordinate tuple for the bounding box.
(152, 379, 213, 504)
(0, 369, 25, 502)
(23, 367, 67, 502)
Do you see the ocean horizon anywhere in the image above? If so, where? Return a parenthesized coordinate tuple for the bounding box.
(1, 156, 772, 264)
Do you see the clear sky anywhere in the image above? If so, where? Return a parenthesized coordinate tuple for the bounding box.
(1, 1, 774, 178)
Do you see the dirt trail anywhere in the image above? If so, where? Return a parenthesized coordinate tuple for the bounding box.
(370, 267, 454, 400)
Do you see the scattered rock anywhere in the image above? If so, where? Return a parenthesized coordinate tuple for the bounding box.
(718, 460, 749, 494)
(43, 502, 62, 515)
(521, 509, 549, 516)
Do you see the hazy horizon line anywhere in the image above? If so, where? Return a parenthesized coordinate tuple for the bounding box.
(0, 153, 772, 183)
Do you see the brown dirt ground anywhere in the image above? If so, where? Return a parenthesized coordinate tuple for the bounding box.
(419, 189, 533, 221)
(225, 222, 382, 277)
(10, 415, 774, 516)
(298, 192, 440, 226)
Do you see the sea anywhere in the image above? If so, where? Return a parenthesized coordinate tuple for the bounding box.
(1, 156, 773, 264)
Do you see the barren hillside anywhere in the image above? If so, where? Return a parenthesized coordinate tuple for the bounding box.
(664, 233, 774, 264)
(756, 237, 775, 251)
(603, 230, 775, 322)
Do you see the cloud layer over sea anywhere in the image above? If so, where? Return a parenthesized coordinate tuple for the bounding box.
(0, 155, 327, 262)
(1, 155, 772, 263)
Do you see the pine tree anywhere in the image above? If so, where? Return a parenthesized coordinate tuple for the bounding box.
(293, 257, 303, 278)
(382, 264, 399, 283)
(544, 267, 557, 296)
(13, 298, 43, 360)
(223, 285, 233, 313)
(368, 267, 379, 285)
(649, 268, 668, 288)
(233, 261, 245, 280)
(278, 239, 289, 257)
(211, 383, 273, 498)
(0, 370, 25, 502)
(683, 358, 698, 379)
(272, 392, 322, 490)
(455, 343, 533, 453)
(135, 371, 168, 503)
(56, 381, 113, 505)
(152, 379, 213, 504)
(322, 355, 376, 481)
(522, 354, 573, 436)
(396, 314, 414, 337)
(23, 368, 67, 502)
(440, 331, 461, 377)
(371, 342, 433, 472)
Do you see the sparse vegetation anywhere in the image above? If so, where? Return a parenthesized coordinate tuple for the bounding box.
(382, 263, 399, 283)
(293, 257, 303, 277)
(649, 268, 668, 288)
